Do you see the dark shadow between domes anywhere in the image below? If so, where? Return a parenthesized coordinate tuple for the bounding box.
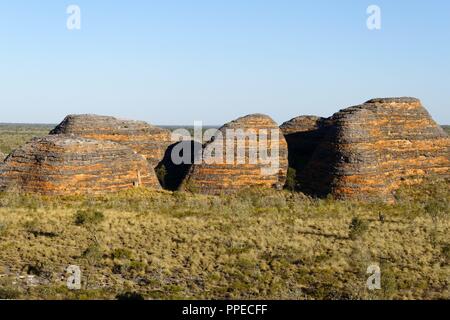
(155, 140, 203, 191)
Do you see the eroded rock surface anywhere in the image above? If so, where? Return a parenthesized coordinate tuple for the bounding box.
(0, 135, 161, 195)
(50, 114, 172, 167)
(300, 97, 450, 200)
(181, 114, 288, 194)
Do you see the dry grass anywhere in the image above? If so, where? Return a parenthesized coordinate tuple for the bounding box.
(442, 125, 450, 135)
(0, 124, 53, 154)
(0, 124, 449, 300)
(0, 180, 448, 300)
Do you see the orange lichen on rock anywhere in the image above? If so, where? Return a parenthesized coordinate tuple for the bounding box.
(182, 114, 288, 195)
(0, 135, 161, 195)
(299, 97, 450, 200)
(50, 114, 173, 167)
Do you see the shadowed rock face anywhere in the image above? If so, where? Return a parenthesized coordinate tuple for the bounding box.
(0, 135, 161, 195)
(300, 97, 450, 200)
(181, 114, 289, 195)
(155, 140, 203, 191)
(280, 116, 329, 174)
(50, 114, 173, 167)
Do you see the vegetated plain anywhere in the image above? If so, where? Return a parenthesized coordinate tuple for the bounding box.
(442, 125, 450, 135)
(0, 124, 449, 300)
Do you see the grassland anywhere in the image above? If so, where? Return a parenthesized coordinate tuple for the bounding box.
(0, 124, 54, 155)
(442, 125, 450, 135)
(0, 124, 449, 300)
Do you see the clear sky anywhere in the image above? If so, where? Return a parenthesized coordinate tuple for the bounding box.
(1, 1, 449, 125)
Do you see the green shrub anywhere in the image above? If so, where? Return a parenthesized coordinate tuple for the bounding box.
(23, 218, 40, 233)
(23, 218, 58, 237)
(112, 260, 146, 277)
(0, 221, 9, 237)
(284, 167, 297, 191)
(26, 261, 52, 279)
(424, 198, 449, 223)
(0, 287, 21, 300)
(74, 209, 105, 226)
(349, 217, 369, 240)
(111, 248, 133, 260)
(442, 244, 450, 264)
(116, 292, 145, 300)
(155, 165, 168, 188)
(82, 244, 103, 265)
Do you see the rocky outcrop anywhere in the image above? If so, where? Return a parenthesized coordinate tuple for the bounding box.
(181, 114, 288, 195)
(0, 135, 161, 195)
(0, 152, 6, 162)
(50, 115, 173, 167)
(300, 98, 450, 200)
(280, 116, 329, 175)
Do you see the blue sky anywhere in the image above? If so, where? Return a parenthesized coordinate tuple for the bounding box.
(1, 1, 449, 125)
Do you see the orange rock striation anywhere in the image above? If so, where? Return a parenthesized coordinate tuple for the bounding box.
(181, 114, 288, 195)
(298, 98, 450, 200)
(0, 135, 161, 195)
(50, 114, 172, 167)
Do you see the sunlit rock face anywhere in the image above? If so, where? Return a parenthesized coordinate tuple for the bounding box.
(181, 114, 289, 195)
(0, 135, 161, 195)
(299, 98, 450, 200)
(50, 114, 173, 168)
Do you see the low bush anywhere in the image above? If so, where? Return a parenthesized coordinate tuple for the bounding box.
(348, 217, 369, 240)
(74, 209, 105, 226)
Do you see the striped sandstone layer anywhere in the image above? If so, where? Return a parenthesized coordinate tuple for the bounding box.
(300, 98, 450, 200)
(182, 114, 288, 195)
(0, 135, 161, 195)
(50, 114, 172, 167)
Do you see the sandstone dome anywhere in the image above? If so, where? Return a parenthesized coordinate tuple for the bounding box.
(50, 114, 173, 167)
(299, 97, 450, 200)
(0, 135, 161, 195)
(181, 114, 288, 195)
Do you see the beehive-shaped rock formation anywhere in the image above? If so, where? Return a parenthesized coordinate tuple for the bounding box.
(280, 116, 329, 174)
(0, 135, 161, 195)
(300, 97, 450, 200)
(50, 115, 172, 167)
(181, 114, 288, 195)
